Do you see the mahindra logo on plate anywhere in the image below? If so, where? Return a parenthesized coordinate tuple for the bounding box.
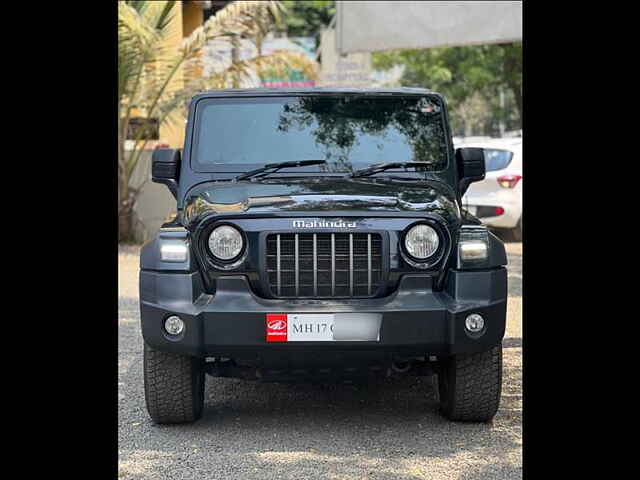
(266, 314, 288, 342)
(267, 320, 287, 331)
(292, 220, 357, 229)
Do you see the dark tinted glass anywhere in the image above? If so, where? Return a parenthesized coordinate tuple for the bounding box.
(193, 96, 449, 172)
(483, 149, 513, 172)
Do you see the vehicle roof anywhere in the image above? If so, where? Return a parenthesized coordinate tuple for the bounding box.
(191, 87, 439, 101)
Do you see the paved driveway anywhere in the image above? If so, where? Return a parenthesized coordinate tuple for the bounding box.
(118, 243, 522, 480)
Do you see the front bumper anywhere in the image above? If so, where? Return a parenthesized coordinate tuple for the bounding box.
(140, 267, 507, 362)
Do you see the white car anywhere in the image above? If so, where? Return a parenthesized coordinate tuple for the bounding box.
(460, 138, 522, 241)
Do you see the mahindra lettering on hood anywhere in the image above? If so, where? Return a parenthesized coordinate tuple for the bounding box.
(140, 88, 509, 425)
(292, 219, 358, 229)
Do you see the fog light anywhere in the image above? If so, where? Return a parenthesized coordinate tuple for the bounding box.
(164, 315, 184, 336)
(465, 314, 485, 333)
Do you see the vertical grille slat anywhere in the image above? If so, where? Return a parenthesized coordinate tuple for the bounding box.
(331, 233, 335, 296)
(313, 233, 317, 296)
(266, 232, 383, 299)
(349, 233, 354, 297)
(367, 233, 372, 296)
(276, 234, 281, 296)
(294, 233, 299, 296)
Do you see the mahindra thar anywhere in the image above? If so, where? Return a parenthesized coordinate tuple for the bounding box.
(140, 88, 508, 424)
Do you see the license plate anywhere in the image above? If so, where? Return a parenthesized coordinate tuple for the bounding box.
(266, 313, 381, 342)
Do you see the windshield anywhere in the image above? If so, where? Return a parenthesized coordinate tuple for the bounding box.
(192, 95, 449, 173)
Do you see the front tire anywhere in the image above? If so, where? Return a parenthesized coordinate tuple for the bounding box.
(438, 345, 502, 422)
(143, 343, 205, 424)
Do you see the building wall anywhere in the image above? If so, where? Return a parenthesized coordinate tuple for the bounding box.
(182, 2, 206, 88)
(318, 28, 372, 87)
(157, 2, 185, 149)
(155, 1, 207, 149)
(183, 1, 204, 37)
(131, 150, 176, 243)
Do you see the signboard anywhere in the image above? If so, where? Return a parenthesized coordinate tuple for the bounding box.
(336, 1, 522, 54)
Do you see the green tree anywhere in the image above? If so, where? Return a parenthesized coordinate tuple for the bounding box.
(279, 0, 335, 48)
(373, 42, 522, 135)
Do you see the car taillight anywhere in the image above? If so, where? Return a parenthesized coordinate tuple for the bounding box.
(495, 206, 504, 216)
(497, 174, 522, 189)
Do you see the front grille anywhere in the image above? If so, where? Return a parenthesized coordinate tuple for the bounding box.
(266, 233, 383, 298)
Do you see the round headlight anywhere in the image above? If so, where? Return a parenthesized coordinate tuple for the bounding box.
(208, 225, 244, 261)
(404, 224, 439, 259)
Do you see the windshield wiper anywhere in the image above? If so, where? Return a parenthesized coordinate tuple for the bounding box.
(234, 160, 327, 182)
(350, 162, 430, 178)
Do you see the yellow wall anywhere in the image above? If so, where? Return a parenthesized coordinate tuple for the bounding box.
(158, 1, 206, 149)
(183, 1, 204, 37)
(182, 1, 205, 84)
(158, 2, 185, 149)
(160, 1, 204, 148)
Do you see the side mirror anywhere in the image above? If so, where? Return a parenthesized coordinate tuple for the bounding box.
(455, 147, 485, 197)
(152, 148, 181, 198)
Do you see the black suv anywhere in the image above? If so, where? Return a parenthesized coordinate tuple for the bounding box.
(140, 88, 508, 424)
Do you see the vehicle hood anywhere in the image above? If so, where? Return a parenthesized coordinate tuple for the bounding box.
(182, 177, 460, 227)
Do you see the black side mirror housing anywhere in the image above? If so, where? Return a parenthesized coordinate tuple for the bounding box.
(152, 148, 181, 198)
(455, 147, 485, 197)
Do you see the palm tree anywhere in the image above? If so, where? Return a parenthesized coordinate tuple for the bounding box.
(118, 0, 318, 241)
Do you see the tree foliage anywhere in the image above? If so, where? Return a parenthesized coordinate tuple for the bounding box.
(373, 42, 522, 136)
(279, 0, 335, 48)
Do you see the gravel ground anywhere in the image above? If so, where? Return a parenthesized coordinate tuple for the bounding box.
(118, 242, 522, 480)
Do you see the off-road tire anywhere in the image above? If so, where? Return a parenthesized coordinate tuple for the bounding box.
(438, 345, 502, 422)
(143, 342, 205, 424)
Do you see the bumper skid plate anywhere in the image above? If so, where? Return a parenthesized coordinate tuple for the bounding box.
(140, 268, 507, 361)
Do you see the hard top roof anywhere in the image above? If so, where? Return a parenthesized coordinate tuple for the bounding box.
(191, 87, 439, 101)
(455, 138, 522, 153)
